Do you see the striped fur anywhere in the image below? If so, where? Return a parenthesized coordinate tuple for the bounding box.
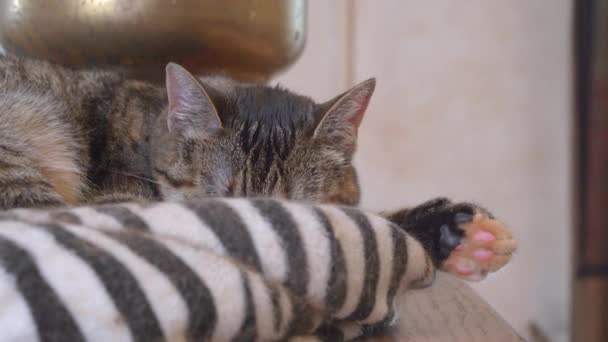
(0, 198, 436, 342)
(0, 55, 374, 210)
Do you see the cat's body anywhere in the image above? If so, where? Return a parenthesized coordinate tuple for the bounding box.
(0, 56, 156, 206)
(0, 56, 519, 340)
(0, 56, 517, 286)
(0, 55, 369, 209)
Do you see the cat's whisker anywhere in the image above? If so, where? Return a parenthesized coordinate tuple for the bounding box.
(103, 169, 162, 186)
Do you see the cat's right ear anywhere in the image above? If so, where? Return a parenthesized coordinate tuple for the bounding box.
(313, 78, 376, 155)
(165, 63, 223, 139)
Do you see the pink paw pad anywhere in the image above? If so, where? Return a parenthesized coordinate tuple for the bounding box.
(455, 260, 477, 276)
(441, 212, 517, 282)
(473, 248, 494, 260)
(474, 230, 495, 242)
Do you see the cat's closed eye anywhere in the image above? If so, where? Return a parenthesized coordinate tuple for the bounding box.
(154, 168, 196, 189)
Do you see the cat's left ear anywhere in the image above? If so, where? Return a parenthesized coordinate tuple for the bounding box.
(313, 78, 376, 154)
(165, 63, 223, 139)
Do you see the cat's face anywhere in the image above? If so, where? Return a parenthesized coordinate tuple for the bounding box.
(153, 64, 375, 206)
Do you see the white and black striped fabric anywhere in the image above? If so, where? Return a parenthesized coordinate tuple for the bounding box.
(0, 198, 435, 342)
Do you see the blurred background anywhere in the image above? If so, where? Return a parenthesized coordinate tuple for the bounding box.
(276, 2, 572, 341)
(4, 0, 602, 341)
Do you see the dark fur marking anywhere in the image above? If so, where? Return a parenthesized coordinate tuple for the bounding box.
(387, 198, 478, 265)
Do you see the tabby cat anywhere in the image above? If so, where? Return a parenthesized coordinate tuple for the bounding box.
(0, 55, 370, 209)
(0, 56, 513, 276)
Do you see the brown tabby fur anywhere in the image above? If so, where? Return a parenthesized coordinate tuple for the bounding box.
(0, 55, 375, 209)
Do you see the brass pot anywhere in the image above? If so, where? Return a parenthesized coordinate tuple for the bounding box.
(0, 0, 307, 81)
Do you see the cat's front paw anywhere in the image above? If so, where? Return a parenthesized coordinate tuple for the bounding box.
(440, 210, 517, 281)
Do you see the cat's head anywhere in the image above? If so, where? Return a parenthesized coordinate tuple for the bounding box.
(153, 63, 375, 206)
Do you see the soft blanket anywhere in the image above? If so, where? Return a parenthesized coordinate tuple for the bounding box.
(0, 198, 516, 341)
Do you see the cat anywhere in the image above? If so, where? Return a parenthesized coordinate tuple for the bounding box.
(0, 197, 516, 341)
(0, 55, 373, 209)
(0, 56, 514, 276)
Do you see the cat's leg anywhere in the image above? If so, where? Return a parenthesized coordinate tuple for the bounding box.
(384, 198, 517, 282)
(0, 146, 67, 209)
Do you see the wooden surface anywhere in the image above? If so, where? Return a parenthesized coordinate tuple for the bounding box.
(573, 1, 608, 341)
(573, 278, 608, 342)
(369, 272, 525, 341)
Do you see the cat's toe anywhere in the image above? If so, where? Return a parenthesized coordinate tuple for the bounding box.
(441, 212, 517, 281)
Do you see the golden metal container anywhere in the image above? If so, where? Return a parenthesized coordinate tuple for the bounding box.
(0, 0, 307, 81)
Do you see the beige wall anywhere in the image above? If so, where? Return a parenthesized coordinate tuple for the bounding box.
(276, 1, 572, 340)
